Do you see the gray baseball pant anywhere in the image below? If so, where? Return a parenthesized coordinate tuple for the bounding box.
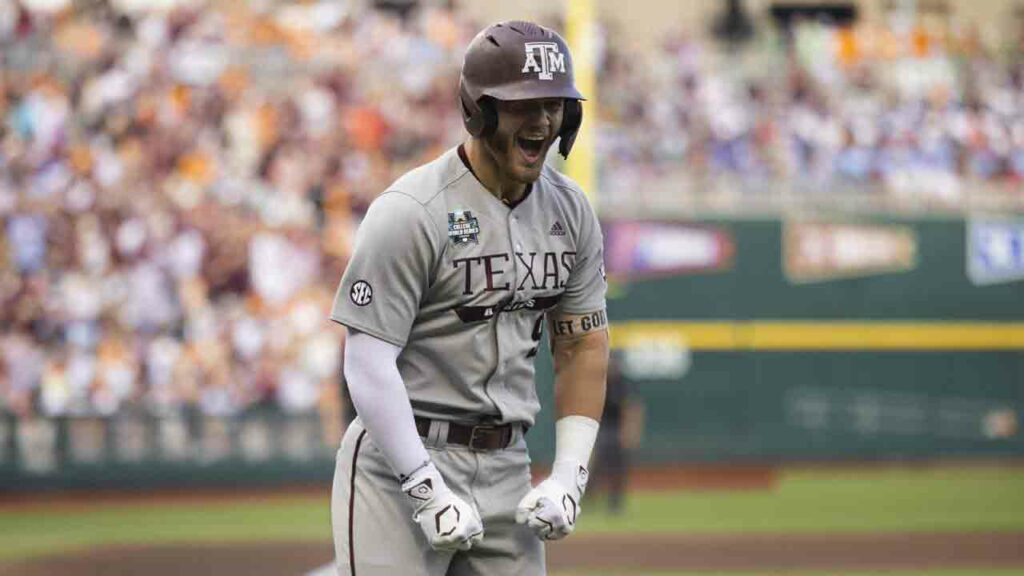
(331, 418, 545, 575)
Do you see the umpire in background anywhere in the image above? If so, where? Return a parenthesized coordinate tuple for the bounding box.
(592, 351, 644, 514)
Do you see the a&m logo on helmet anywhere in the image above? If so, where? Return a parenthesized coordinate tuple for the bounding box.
(522, 42, 566, 80)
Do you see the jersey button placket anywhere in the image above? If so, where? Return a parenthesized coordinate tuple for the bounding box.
(509, 213, 522, 297)
(489, 212, 517, 411)
(510, 217, 518, 244)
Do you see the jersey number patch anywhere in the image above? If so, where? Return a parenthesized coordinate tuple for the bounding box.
(350, 281, 374, 306)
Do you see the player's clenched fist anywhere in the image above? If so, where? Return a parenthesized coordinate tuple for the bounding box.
(515, 460, 589, 541)
(401, 462, 484, 551)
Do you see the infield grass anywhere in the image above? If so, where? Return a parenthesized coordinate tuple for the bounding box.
(0, 495, 327, 561)
(581, 465, 1024, 534)
(1, 465, 1022, 563)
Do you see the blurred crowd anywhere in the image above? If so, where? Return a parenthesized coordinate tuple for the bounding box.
(2, 0, 1023, 421)
(0, 0, 475, 421)
(600, 19, 1024, 203)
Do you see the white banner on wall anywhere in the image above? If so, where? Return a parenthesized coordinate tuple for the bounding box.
(967, 218, 1024, 286)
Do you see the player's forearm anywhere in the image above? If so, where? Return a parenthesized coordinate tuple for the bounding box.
(545, 325, 608, 497)
(552, 327, 609, 421)
(344, 330, 431, 480)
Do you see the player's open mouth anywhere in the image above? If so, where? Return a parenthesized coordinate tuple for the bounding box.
(516, 135, 546, 164)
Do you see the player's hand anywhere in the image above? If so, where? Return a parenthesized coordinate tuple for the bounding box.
(515, 460, 589, 541)
(401, 462, 484, 551)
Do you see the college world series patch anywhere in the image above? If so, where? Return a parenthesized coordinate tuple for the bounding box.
(448, 209, 480, 245)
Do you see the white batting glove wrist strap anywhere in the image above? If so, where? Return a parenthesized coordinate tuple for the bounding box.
(550, 459, 589, 500)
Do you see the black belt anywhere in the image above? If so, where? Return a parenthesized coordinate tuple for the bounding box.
(415, 417, 516, 451)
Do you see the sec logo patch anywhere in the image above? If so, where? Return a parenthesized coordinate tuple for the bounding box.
(350, 281, 373, 306)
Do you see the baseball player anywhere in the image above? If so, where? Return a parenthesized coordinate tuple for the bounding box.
(329, 20, 608, 575)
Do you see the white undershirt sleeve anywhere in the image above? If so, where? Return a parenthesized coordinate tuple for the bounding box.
(343, 329, 431, 480)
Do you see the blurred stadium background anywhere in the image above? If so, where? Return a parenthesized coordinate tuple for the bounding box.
(1, 0, 1023, 574)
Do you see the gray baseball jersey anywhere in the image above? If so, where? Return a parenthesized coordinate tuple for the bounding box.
(330, 146, 606, 426)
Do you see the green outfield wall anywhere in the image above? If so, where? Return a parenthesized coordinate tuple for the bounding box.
(610, 219, 1024, 320)
(2, 217, 1022, 490)
(528, 217, 1024, 463)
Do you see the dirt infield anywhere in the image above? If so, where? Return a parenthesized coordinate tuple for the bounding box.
(4, 532, 1023, 575)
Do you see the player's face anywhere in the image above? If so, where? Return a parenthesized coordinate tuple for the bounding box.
(487, 98, 564, 184)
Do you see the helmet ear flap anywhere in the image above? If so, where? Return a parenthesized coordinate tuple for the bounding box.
(476, 98, 499, 138)
(558, 99, 583, 159)
(460, 83, 498, 138)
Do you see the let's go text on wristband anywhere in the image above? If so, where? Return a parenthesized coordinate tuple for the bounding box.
(551, 310, 607, 338)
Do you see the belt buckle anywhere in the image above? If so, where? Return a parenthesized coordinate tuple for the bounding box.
(468, 425, 497, 451)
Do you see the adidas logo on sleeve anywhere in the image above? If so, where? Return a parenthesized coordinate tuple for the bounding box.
(549, 221, 566, 236)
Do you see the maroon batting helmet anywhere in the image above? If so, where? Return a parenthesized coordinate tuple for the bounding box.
(459, 21, 585, 159)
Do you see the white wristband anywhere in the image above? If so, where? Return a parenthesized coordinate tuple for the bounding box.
(553, 415, 600, 467)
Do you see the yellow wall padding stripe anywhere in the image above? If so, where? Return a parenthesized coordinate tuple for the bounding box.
(609, 322, 1024, 351)
(563, 0, 596, 200)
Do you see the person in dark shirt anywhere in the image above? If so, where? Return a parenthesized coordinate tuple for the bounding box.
(592, 351, 644, 514)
